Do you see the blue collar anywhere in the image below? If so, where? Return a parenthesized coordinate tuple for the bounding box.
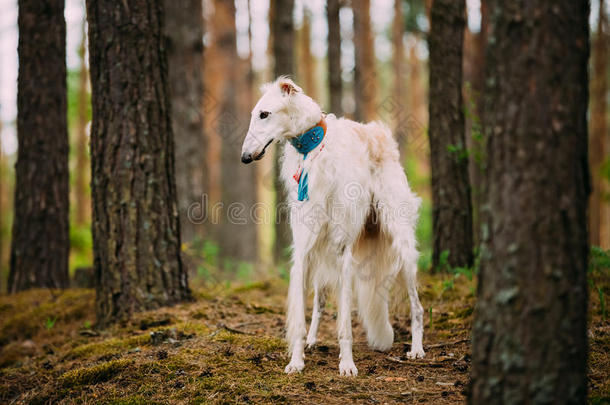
(289, 118, 326, 159)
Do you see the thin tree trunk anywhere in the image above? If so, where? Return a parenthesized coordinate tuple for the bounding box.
(205, 0, 258, 263)
(428, 0, 473, 270)
(590, 0, 608, 248)
(408, 43, 424, 135)
(470, 1, 590, 402)
(272, 0, 295, 262)
(9, 0, 70, 292)
(75, 20, 90, 227)
(352, 0, 377, 122)
(203, 8, 222, 225)
(327, 0, 343, 116)
(465, 0, 488, 245)
(164, 0, 205, 244)
(86, 0, 190, 326)
(299, 9, 317, 101)
(392, 0, 406, 148)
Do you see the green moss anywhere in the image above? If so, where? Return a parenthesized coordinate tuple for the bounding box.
(232, 281, 271, 294)
(455, 306, 474, 318)
(106, 397, 163, 405)
(210, 329, 285, 352)
(174, 321, 210, 336)
(248, 335, 285, 352)
(0, 289, 94, 344)
(59, 359, 131, 387)
(69, 334, 150, 358)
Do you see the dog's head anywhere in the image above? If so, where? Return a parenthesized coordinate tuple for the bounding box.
(241, 77, 320, 164)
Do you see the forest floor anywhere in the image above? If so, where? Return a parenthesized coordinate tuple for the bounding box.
(0, 268, 608, 404)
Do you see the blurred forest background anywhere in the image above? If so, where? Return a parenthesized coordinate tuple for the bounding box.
(0, 0, 605, 290)
(0, 0, 608, 403)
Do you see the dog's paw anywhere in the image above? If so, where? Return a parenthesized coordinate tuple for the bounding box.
(284, 360, 305, 374)
(406, 349, 426, 359)
(339, 360, 358, 377)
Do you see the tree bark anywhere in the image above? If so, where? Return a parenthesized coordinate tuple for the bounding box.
(75, 20, 90, 227)
(9, 0, 70, 292)
(352, 0, 377, 122)
(299, 9, 317, 101)
(462, 0, 488, 247)
(392, 0, 406, 148)
(428, 0, 473, 270)
(86, 0, 190, 326)
(470, 1, 590, 403)
(212, 0, 258, 263)
(272, 0, 295, 262)
(590, 0, 608, 248)
(327, 0, 343, 116)
(164, 0, 205, 244)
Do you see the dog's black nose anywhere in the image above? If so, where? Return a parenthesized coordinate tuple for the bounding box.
(241, 153, 253, 164)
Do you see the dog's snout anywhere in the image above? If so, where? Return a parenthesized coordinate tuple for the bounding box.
(241, 152, 253, 164)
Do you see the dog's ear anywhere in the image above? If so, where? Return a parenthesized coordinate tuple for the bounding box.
(278, 78, 302, 96)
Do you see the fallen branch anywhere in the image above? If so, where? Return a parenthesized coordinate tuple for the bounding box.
(385, 356, 452, 368)
(425, 338, 469, 349)
(209, 322, 256, 337)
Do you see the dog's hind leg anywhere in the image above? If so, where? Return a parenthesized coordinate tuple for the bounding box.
(306, 285, 326, 348)
(337, 247, 358, 376)
(401, 258, 425, 359)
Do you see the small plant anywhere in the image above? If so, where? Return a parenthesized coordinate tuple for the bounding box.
(598, 286, 607, 320)
(452, 266, 474, 281)
(83, 320, 92, 329)
(588, 246, 609, 320)
(436, 250, 450, 273)
(446, 142, 469, 163)
(45, 317, 57, 330)
(442, 278, 455, 293)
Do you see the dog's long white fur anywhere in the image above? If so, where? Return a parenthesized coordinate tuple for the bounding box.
(241, 77, 425, 376)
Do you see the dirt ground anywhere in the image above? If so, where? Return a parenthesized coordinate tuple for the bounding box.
(0, 270, 607, 404)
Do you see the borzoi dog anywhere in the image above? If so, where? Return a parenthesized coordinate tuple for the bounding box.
(241, 77, 425, 376)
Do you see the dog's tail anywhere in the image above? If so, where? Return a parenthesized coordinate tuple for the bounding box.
(356, 278, 394, 351)
(353, 233, 395, 352)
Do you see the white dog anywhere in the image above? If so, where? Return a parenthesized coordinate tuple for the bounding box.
(241, 77, 425, 376)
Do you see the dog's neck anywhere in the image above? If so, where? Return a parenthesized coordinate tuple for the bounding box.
(289, 118, 327, 157)
(283, 92, 324, 140)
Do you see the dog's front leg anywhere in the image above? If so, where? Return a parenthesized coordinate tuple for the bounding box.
(285, 260, 307, 374)
(337, 248, 358, 376)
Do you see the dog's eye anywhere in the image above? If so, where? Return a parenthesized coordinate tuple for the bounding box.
(259, 111, 270, 119)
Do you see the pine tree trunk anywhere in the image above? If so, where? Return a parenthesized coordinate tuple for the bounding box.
(464, 0, 489, 246)
(428, 0, 473, 270)
(75, 20, 90, 227)
(212, 0, 258, 263)
(299, 9, 317, 101)
(392, 0, 406, 148)
(164, 0, 205, 244)
(327, 0, 342, 116)
(86, 0, 191, 326)
(272, 0, 295, 262)
(470, 1, 590, 402)
(9, 0, 70, 292)
(352, 0, 377, 122)
(590, 0, 608, 248)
